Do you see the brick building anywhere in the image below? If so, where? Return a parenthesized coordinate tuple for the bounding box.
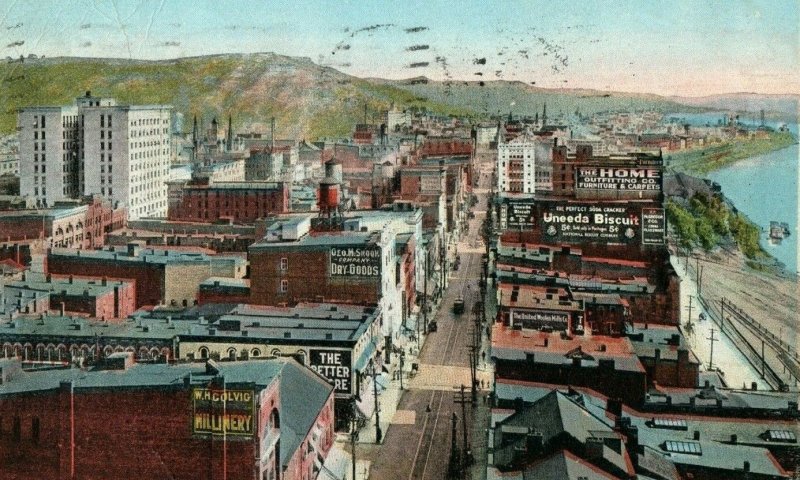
(46, 243, 246, 308)
(0, 196, 125, 249)
(167, 179, 289, 223)
(0, 356, 335, 480)
(249, 223, 403, 339)
(3, 272, 135, 321)
(490, 322, 648, 405)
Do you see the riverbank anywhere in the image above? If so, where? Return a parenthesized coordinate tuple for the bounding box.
(676, 247, 799, 384)
(664, 130, 797, 175)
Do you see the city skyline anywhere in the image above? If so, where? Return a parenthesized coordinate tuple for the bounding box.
(1, 0, 798, 97)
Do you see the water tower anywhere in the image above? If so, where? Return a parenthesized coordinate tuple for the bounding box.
(318, 158, 343, 228)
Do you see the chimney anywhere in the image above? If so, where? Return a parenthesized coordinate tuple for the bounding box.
(68, 275, 73, 284)
(743, 461, 750, 473)
(693, 430, 700, 441)
(730, 434, 737, 444)
(606, 398, 623, 417)
(59, 302, 65, 316)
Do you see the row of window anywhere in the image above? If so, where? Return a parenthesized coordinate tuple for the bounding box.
(0, 416, 39, 443)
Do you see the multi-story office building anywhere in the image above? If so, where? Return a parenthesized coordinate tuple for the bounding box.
(18, 92, 172, 220)
(497, 137, 536, 194)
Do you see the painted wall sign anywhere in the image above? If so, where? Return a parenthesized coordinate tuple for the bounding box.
(192, 388, 255, 437)
(502, 200, 536, 230)
(309, 349, 353, 394)
(641, 207, 666, 245)
(510, 309, 570, 330)
(541, 202, 641, 244)
(576, 166, 662, 192)
(330, 246, 381, 277)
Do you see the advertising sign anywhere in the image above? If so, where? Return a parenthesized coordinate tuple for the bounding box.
(192, 388, 255, 437)
(330, 246, 381, 277)
(510, 309, 570, 330)
(641, 207, 666, 245)
(576, 166, 662, 193)
(540, 202, 641, 244)
(309, 349, 353, 394)
(420, 175, 441, 193)
(503, 200, 536, 230)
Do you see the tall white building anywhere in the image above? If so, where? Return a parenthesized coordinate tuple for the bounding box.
(497, 137, 536, 194)
(18, 92, 172, 220)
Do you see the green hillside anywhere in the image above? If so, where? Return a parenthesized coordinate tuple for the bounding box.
(1, 53, 701, 139)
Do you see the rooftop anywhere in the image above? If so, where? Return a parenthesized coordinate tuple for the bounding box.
(0, 358, 284, 397)
(49, 245, 246, 267)
(490, 323, 644, 373)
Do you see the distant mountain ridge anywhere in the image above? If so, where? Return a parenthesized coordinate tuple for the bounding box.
(669, 93, 799, 120)
(0, 53, 794, 139)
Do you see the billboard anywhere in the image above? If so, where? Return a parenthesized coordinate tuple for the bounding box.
(510, 309, 570, 330)
(540, 202, 641, 244)
(576, 166, 662, 193)
(192, 388, 255, 437)
(309, 349, 353, 394)
(330, 246, 381, 277)
(500, 200, 536, 230)
(641, 207, 666, 245)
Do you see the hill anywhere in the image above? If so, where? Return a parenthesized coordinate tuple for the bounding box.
(669, 93, 800, 121)
(2, 53, 785, 140)
(0, 53, 471, 140)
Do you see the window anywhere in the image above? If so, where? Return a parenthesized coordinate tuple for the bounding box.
(662, 441, 702, 455)
(650, 418, 688, 431)
(12, 416, 20, 441)
(251, 349, 261, 357)
(31, 417, 40, 444)
(199, 347, 209, 359)
(280, 280, 288, 293)
(764, 430, 797, 443)
(280, 258, 288, 271)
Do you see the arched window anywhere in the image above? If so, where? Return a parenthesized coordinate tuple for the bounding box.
(227, 347, 237, 361)
(199, 347, 209, 360)
(251, 348, 261, 358)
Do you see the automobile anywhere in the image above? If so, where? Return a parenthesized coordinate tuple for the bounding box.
(428, 321, 438, 332)
(453, 298, 465, 314)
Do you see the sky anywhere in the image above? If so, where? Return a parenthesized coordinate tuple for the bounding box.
(1, 0, 798, 96)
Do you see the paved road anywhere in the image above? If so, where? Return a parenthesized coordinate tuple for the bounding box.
(368, 158, 494, 480)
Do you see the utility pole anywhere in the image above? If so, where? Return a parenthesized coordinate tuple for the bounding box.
(350, 400, 358, 480)
(399, 352, 405, 391)
(761, 339, 766, 379)
(448, 412, 461, 478)
(686, 295, 693, 324)
(453, 385, 472, 468)
(720, 298, 725, 333)
(708, 328, 718, 370)
(423, 249, 429, 335)
(372, 363, 382, 443)
(468, 344, 478, 403)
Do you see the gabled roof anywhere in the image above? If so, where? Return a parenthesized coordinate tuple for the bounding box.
(522, 450, 622, 479)
(278, 360, 334, 467)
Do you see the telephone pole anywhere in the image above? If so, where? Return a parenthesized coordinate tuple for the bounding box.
(371, 363, 382, 443)
(453, 385, 472, 468)
(707, 328, 718, 370)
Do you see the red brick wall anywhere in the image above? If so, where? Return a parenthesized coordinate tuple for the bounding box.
(643, 350, 699, 388)
(46, 254, 164, 308)
(0, 383, 274, 480)
(493, 358, 647, 405)
(169, 184, 289, 223)
(249, 249, 380, 306)
(284, 395, 335, 480)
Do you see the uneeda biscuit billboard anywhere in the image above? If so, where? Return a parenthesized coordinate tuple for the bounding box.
(540, 202, 642, 245)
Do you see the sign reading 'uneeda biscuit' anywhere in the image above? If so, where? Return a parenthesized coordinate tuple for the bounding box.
(329, 246, 381, 277)
(541, 202, 641, 244)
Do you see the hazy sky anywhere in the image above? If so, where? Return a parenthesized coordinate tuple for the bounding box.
(2, 0, 798, 96)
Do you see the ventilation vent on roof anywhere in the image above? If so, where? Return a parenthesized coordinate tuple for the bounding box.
(325, 333, 333, 340)
(284, 332, 291, 338)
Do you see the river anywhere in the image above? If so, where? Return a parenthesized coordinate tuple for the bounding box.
(666, 113, 799, 274)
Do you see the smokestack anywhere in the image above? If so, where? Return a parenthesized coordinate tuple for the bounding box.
(270, 117, 275, 153)
(227, 115, 233, 152)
